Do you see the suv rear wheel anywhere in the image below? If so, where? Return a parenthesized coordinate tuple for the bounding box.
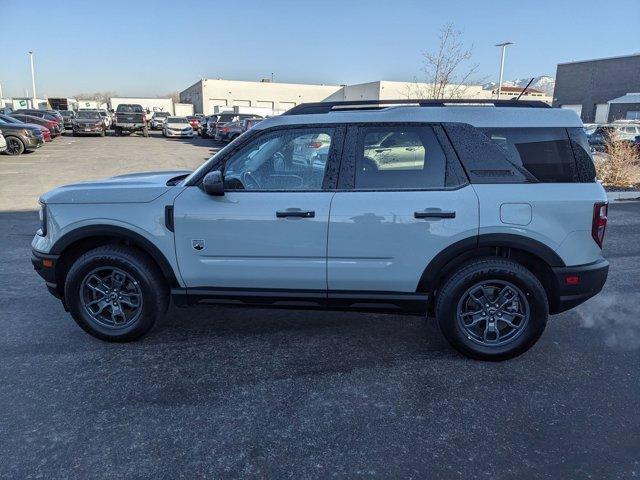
(435, 258, 548, 361)
(64, 245, 168, 342)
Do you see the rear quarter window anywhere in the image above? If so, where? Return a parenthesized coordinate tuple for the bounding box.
(480, 127, 577, 182)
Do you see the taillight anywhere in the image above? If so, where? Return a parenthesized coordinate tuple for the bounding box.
(592, 202, 608, 248)
(221, 127, 229, 132)
(307, 141, 323, 148)
(46, 121, 56, 128)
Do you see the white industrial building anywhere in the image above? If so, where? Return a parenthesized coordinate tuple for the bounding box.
(180, 78, 501, 116)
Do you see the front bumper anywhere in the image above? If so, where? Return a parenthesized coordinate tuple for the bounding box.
(550, 259, 609, 314)
(73, 125, 104, 134)
(165, 129, 193, 137)
(25, 136, 44, 149)
(31, 249, 62, 299)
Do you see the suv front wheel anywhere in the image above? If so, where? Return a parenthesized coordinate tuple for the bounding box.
(435, 258, 548, 361)
(64, 245, 168, 342)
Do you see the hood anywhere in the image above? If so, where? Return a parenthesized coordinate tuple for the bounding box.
(40, 170, 191, 204)
(0, 123, 41, 132)
(166, 122, 191, 128)
(74, 118, 102, 123)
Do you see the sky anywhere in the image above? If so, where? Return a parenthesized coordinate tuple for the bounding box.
(0, 0, 638, 98)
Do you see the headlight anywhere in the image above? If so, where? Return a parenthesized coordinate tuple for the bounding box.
(38, 202, 47, 236)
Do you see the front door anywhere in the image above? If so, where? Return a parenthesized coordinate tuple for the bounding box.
(173, 126, 341, 292)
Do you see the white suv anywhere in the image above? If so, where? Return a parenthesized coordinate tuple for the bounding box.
(31, 100, 609, 360)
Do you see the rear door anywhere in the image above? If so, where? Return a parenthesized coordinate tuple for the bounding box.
(327, 123, 478, 293)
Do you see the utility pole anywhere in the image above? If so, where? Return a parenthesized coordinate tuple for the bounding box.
(495, 42, 513, 100)
(29, 51, 37, 102)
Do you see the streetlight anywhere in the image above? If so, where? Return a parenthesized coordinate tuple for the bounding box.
(495, 42, 513, 100)
(28, 51, 37, 102)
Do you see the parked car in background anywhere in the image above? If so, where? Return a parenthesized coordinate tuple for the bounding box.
(114, 104, 148, 137)
(13, 108, 64, 129)
(0, 129, 6, 153)
(0, 106, 13, 115)
(0, 114, 52, 142)
(215, 117, 263, 142)
(0, 115, 53, 143)
(0, 117, 45, 154)
(58, 110, 76, 130)
(10, 113, 61, 138)
(72, 110, 106, 136)
(207, 113, 263, 139)
(162, 116, 194, 138)
(186, 116, 201, 131)
(588, 123, 640, 152)
(150, 112, 171, 130)
(97, 109, 111, 129)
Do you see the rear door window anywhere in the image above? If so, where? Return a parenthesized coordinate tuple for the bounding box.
(354, 125, 447, 189)
(480, 128, 576, 182)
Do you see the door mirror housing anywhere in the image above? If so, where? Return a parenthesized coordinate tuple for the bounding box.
(202, 170, 225, 196)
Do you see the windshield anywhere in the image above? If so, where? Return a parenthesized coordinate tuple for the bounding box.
(76, 111, 101, 119)
(167, 117, 189, 123)
(59, 110, 73, 116)
(98, 111, 107, 117)
(116, 105, 143, 113)
(153, 112, 170, 118)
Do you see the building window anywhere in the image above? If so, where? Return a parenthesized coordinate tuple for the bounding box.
(626, 111, 640, 120)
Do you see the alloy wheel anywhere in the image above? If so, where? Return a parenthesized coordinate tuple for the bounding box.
(456, 280, 530, 347)
(80, 267, 143, 329)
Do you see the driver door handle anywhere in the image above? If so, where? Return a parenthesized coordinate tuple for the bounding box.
(414, 210, 456, 219)
(276, 210, 315, 218)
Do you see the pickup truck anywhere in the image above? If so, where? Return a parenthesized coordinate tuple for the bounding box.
(114, 104, 148, 137)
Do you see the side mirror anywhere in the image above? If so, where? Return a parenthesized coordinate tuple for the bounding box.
(202, 170, 224, 196)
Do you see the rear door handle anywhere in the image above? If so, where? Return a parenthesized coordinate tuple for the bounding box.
(414, 210, 456, 219)
(276, 210, 315, 218)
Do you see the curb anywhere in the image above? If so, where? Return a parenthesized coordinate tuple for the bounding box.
(606, 191, 640, 202)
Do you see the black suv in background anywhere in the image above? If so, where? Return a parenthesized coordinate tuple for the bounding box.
(58, 110, 76, 130)
(0, 117, 45, 155)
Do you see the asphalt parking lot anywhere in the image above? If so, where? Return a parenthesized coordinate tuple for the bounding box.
(1, 134, 639, 479)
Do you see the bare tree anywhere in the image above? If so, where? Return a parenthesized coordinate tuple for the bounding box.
(406, 23, 481, 99)
(74, 91, 118, 105)
(163, 91, 180, 103)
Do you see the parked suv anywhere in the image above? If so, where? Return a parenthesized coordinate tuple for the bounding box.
(31, 100, 608, 360)
(0, 117, 45, 154)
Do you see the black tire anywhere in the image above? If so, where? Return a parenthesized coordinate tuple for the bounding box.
(435, 257, 548, 361)
(64, 245, 168, 342)
(4, 136, 25, 155)
(114, 127, 121, 136)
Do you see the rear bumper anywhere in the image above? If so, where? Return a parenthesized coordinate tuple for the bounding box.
(550, 259, 609, 314)
(115, 123, 145, 130)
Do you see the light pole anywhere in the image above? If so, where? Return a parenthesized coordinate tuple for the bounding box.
(495, 42, 513, 100)
(29, 51, 37, 102)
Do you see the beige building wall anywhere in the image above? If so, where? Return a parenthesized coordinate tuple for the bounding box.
(184, 79, 343, 115)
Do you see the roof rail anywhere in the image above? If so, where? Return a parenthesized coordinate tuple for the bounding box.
(284, 98, 552, 115)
